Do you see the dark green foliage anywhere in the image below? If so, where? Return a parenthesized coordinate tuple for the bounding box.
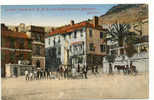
(105, 54, 116, 63)
(125, 43, 137, 58)
(107, 23, 131, 46)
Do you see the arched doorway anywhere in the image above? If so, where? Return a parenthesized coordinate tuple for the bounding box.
(36, 60, 40, 68)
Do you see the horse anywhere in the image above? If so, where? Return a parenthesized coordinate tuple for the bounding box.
(114, 65, 127, 74)
(57, 65, 65, 80)
(130, 65, 137, 75)
(28, 71, 34, 80)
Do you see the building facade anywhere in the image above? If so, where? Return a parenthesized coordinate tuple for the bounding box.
(1, 24, 32, 77)
(1, 24, 46, 77)
(45, 16, 107, 70)
(27, 25, 45, 69)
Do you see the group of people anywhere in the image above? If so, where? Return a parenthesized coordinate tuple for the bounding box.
(57, 64, 89, 80)
(24, 69, 56, 81)
(24, 64, 102, 80)
(24, 62, 137, 81)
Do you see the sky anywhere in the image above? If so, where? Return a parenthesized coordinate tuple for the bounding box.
(1, 4, 116, 27)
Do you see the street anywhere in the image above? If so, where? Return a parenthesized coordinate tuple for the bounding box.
(2, 72, 148, 100)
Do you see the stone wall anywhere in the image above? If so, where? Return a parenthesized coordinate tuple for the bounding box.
(5, 64, 34, 77)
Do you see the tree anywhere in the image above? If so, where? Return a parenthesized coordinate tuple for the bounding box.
(107, 22, 131, 47)
(124, 32, 138, 68)
(107, 23, 139, 70)
(125, 43, 137, 58)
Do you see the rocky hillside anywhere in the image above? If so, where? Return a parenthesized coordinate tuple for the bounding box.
(99, 4, 148, 24)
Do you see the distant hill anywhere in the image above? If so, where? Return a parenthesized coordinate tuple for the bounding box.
(99, 4, 148, 24)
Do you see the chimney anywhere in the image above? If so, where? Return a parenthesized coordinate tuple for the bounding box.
(26, 31, 31, 38)
(93, 16, 99, 27)
(1, 23, 8, 31)
(51, 27, 54, 32)
(70, 20, 75, 25)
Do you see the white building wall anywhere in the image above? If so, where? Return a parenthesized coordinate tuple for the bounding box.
(45, 27, 87, 66)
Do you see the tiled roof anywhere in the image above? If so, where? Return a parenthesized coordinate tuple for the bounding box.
(2, 30, 31, 39)
(48, 22, 104, 37)
(71, 41, 83, 45)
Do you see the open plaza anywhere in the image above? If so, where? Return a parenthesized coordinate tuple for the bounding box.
(2, 71, 148, 100)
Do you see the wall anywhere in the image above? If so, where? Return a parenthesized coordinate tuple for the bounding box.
(86, 27, 106, 55)
(1, 36, 32, 77)
(45, 27, 87, 69)
(86, 27, 106, 67)
(103, 52, 149, 73)
(5, 64, 34, 77)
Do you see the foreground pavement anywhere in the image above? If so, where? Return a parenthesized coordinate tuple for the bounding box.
(2, 72, 149, 100)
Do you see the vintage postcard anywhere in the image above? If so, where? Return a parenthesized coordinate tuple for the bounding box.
(1, 4, 149, 100)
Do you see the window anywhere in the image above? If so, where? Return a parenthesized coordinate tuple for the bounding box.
(36, 34, 41, 41)
(74, 31, 77, 38)
(19, 39, 24, 49)
(89, 43, 95, 51)
(89, 29, 92, 37)
(36, 46, 41, 55)
(53, 38, 55, 46)
(80, 32, 83, 37)
(100, 45, 106, 52)
(70, 46, 72, 52)
(48, 38, 50, 45)
(10, 38, 15, 48)
(69, 33, 71, 39)
(58, 47, 61, 55)
(28, 41, 32, 49)
(36, 60, 40, 68)
(120, 48, 124, 55)
(58, 37, 60, 43)
(80, 29, 83, 33)
(80, 29, 83, 37)
(100, 32, 103, 38)
(63, 35, 66, 40)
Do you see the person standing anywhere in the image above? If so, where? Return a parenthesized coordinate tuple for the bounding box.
(29, 71, 33, 80)
(25, 69, 29, 80)
(82, 65, 88, 79)
(71, 66, 76, 79)
(95, 65, 98, 73)
(77, 64, 80, 73)
(109, 63, 113, 74)
(64, 66, 68, 79)
(34, 70, 37, 80)
(92, 65, 94, 73)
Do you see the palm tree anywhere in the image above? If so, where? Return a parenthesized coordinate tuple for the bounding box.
(107, 22, 138, 71)
(107, 22, 131, 47)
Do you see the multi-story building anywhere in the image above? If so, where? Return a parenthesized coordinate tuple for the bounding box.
(1, 24, 46, 77)
(27, 25, 45, 69)
(1, 24, 32, 77)
(45, 16, 107, 70)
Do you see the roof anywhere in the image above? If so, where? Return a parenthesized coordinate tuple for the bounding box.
(71, 41, 83, 45)
(2, 30, 31, 39)
(28, 25, 45, 33)
(48, 22, 104, 37)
